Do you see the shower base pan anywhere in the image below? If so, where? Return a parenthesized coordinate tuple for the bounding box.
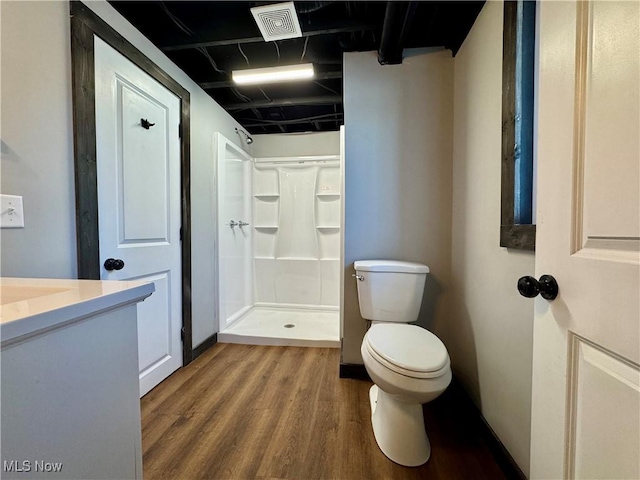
(218, 306, 340, 348)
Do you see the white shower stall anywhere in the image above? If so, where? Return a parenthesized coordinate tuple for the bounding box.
(214, 132, 341, 347)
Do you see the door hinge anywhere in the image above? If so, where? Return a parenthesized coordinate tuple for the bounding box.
(180, 227, 183, 242)
(178, 123, 183, 138)
(181, 326, 185, 341)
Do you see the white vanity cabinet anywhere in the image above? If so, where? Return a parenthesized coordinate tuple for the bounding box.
(0, 278, 154, 480)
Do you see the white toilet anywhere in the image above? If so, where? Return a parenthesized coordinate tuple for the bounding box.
(354, 260, 452, 467)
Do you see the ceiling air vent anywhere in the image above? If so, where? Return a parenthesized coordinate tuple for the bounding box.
(250, 2, 303, 42)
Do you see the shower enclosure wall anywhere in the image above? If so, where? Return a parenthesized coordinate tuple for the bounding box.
(215, 133, 341, 346)
(253, 157, 340, 309)
(216, 134, 253, 332)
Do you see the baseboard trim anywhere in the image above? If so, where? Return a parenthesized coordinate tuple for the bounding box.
(192, 333, 218, 361)
(339, 363, 370, 380)
(451, 378, 527, 480)
(477, 413, 527, 480)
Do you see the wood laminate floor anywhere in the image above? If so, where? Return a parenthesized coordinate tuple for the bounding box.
(141, 343, 511, 480)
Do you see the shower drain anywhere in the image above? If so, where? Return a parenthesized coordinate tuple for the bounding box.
(283, 324, 296, 329)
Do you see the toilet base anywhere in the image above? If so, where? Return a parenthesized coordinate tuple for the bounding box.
(368, 385, 431, 467)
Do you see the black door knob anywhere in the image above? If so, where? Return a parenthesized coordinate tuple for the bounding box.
(104, 258, 125, 271)
(517, 275, 559, 300)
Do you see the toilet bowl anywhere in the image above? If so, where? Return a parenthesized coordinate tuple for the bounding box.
(354, 260, 451, 467)
(361, 323, 451, 466)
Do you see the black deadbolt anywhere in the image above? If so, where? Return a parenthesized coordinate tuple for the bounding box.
(517, 274, 559, 300)
(104, 258, 125, 271)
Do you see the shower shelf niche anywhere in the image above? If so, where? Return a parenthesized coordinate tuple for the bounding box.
(254, 194, 280, 199)
(254, 225, 279, 230)
(316, 226, 340, 230)
(315, 193, 340, 198)
(276, 256, 318, 260)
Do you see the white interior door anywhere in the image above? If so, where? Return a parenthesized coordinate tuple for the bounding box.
(531, 1, 640, 479)
(94, 36, 182, 397)
(215, 133, 253, 331)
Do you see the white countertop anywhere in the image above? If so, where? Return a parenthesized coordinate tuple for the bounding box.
(0, 277, 154, 347)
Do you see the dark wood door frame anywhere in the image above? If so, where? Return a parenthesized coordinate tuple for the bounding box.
(500, 0, 536, 251)
(70, 1, 193, 366)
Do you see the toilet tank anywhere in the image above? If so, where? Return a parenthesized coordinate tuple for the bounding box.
(354, 260, 429, 323)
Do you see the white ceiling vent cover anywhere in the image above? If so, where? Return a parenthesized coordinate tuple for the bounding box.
(251, 2, 303, 42)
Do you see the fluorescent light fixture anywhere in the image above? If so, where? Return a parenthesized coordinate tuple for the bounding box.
(232, 63, 314, 85)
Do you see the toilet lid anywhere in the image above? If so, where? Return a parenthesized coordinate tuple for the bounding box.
(365, 324, 449, 377)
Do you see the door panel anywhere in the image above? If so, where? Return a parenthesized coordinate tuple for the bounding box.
(118, 79, 170, 245)
(532, 2, 640, 478)
(580, 2, 639, 243)
(134, 271, 171, 374)
(574, 1, 640, 258)
(568, 337, 640, 479)
(95, 36, 182, 397)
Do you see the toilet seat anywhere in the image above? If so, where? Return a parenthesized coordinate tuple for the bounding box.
(364, 324, 449, 379)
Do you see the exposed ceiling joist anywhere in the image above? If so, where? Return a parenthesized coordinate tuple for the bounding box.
(378, 1, 418, 65)
(161, 23, 375, 52)
(199, 70, 343, 90)
(242, 113, 343, 128)
(109, 1, 485, 134)
(243, 118, 342, 128)
(225, 95, 342, 111)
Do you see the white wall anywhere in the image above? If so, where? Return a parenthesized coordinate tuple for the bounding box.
(1, 1, 77, 279)
(0, 0, 249, 348)
(342, 50, 454, 364)
(447, 1, 535, 474)
(251, 131, 340, 158)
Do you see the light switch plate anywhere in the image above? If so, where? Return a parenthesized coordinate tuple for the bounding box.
(1, 194, 25, 228)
